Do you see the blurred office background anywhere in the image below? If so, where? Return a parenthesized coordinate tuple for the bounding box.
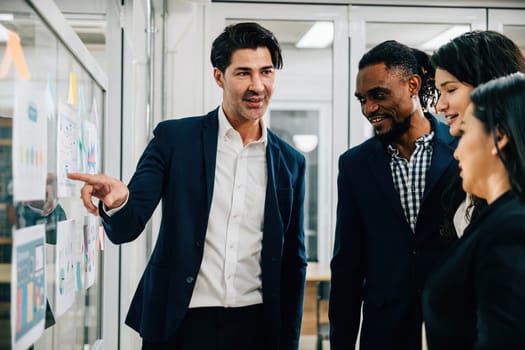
(0, 0, 524, 348)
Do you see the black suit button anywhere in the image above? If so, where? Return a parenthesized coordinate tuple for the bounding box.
(195, 240, 202, 247)
(186, 276, 194, 284)
(412, 250, 419, 256)
(416, 288, 422, 297)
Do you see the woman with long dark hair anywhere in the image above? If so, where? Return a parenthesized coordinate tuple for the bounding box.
(423, 72, 525, 349)
(432, 30, 525, 237)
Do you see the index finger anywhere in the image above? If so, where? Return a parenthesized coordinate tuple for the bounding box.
(67, 172, 99, 183)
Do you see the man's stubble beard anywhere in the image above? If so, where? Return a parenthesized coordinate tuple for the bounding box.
(375, 113, 413, 145)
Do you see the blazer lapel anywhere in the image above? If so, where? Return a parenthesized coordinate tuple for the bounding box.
(422, 117, 458, 202)
(263, 133, 284, 253)
(202, 109, 219, 211)
(368, 139, 407, 223)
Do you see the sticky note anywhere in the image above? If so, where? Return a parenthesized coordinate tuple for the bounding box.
(68, 72, 77, 105)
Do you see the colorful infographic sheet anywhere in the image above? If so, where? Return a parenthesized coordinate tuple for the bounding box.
(57, 103, 80, 198)
(83, 120, 98, 175)
(12, 79, 47, 201)
(11, 225, 46, 350)
(55, 219, 76, 317)
(82, 215, 98, 289)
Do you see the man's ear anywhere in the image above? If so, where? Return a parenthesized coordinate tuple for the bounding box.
(213, 67, 224, 88)
(408, 74, 422, 96)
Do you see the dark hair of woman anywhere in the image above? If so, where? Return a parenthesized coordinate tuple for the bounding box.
(471, 72, 525, 200)
(432, 30, 525, 88)
(432, 31, 525, 237)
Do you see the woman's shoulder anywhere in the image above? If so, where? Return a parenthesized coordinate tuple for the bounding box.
(470, 194, 525, 252)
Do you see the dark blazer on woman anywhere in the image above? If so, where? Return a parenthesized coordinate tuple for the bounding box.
(423, 191, 525, 350)
(100, 108, 307, 350)
(329, 115, 459, 349)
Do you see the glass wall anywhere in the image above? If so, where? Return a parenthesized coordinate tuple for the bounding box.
(348, 6, 486, 147)
(489, 9, 525, 55)
(0, 1, 105, 348)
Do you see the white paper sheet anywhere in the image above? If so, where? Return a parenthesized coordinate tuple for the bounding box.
(57, 103, 80, 198)
(83, 120, 98, 175)
(55, 219, 76, 317)
(82, 215, 98, 289)
(12, 79, 47, 201)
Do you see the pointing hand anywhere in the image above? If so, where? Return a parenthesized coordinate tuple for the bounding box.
(67, 173, 129, 216)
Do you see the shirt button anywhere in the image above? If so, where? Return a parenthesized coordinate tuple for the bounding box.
(186, 276, 194, 284)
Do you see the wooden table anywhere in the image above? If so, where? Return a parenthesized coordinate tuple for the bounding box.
(306, 262, 331, 282)
(302, 262, 331, 335)
(0, 264, 9, 283)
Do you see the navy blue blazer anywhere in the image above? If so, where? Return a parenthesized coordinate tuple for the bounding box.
(423, 191, 525, 349)
(329, 115, 459, 350)
(100, 108, 307, 349)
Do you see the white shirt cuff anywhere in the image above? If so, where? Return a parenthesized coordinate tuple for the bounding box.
(102, 195, 129, 217)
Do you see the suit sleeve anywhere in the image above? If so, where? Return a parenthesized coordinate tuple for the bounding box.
(100, 123, 168, 244)
(279, 155, 308, 350)
(329, 155, 365, 349)
(474, 231, 525, 350)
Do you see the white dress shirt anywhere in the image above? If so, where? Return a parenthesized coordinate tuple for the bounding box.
(189, 107, 268, 308)
(453, 195, 470, 238)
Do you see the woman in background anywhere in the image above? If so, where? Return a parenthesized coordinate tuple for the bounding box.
(422, 72, 525, 349)
(431, 30, 525, 237)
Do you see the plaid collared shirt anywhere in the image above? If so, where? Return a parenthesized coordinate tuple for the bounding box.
(388, 130, 435, 232)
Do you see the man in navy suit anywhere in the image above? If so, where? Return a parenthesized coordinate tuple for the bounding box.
(69, 22, 306, 350)
(329, 40, 459, 350)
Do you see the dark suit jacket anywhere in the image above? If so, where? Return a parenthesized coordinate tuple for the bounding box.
(100, 108, 307, 349)
(423, 191, 525, 350)
(329, 115, 458, 350)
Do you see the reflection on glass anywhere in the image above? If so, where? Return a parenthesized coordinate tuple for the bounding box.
(270, 109, 320, 261)
(0, 3, 104, 349)
(502, 25, 525, 55)
(366, 22, 471, 54)
(296, 22, 334, 49)
(224, 18, 334, 263)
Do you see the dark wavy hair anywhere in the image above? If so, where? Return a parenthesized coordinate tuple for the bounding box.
(433, 31, 525, 235)
(432, 30, 525, 87)
(471, 72, 525, 200)
(210, 22, 283, 72)
(359, 40, 437, 110)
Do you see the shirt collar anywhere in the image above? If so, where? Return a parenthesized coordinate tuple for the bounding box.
(218, 105, 268, 146)
(387, 129, 435, 156)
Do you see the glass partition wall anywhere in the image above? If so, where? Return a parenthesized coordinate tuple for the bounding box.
(0, 0, 105, 348)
